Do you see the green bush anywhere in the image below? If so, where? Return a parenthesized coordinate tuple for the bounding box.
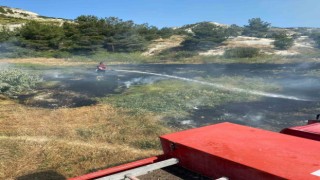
(174, 51, 197, 59)
(19, 21, 64, 50)
(52, 51, 72, 58)
(224, 47, 260, 58)
(243, 18, 271, 38)
(227, 24, 243, 37)
(0, 68, 42, 97)
(273, 33, 294, 50)
(181, 22, 229, 51)
(159, 50, 197, 60)
(0, 7, 6, 14)
(310, 32, 320, 48)
(6, 9, 13, 14)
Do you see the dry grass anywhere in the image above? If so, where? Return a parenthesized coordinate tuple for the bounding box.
(0, 58, 96, 66)
(0, 100, 173, 179)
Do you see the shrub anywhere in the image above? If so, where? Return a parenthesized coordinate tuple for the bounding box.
(158, 49, 197, 60)
(0, 26, 15, 42)
(181, 22, 229, 51)
(6, 9, 13, 14)
(52, 51, 72, 58)
(310, 32, 320, 48)
(227, 24, 243, 37)
(224, 47, 260, 58)
(273, 33, 294, 50)
(243, 18, 271, 38)
(0, 68, 42, 97)
(0, 7, 6, 14)
(173, 51, 197, 59)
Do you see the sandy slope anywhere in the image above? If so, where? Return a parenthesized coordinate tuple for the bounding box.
(200, 36, 315, 56)
(144, 35, 317, 57)
(142, 35, 186, 56)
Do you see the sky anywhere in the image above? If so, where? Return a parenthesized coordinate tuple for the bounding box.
(1, 0, 320, 28)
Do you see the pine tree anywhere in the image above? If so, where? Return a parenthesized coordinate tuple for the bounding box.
(19, 21, 64, 50)
(181, 22, 228, 51)
(243, 18, 271, 37)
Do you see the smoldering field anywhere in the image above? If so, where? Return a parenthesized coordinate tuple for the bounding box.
(108, 63, 320, 130)
(1, 61, 320, 179)
(22, 63, 320, 130)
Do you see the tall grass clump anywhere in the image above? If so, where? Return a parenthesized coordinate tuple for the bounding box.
(224, 47, 260, 58)
(0, 68, 42, 97)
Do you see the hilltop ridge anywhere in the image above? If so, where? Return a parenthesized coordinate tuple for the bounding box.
(0, 6, 67, 30)
(0, 6, 39, 19)
(0, 6, 319, 60)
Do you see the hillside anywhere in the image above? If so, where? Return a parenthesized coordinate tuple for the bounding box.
(0, 6, 319, 60)
(198, 35, 316, 56)
(0, 6, 66, 30)
(143, 22, 320, 57)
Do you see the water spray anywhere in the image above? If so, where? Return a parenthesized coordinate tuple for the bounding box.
(114, 69, 310, 101)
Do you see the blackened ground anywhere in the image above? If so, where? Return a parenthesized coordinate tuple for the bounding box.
(186, 97, 320, 131)
(19, 90, 97, 108)
(18, 63, 320, 131)
(115, 63, 320, 131)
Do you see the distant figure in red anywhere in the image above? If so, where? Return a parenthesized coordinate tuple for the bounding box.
(96, 62, 107, 74)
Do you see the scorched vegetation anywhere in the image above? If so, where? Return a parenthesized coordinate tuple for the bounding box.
(102, 77, 279, 121)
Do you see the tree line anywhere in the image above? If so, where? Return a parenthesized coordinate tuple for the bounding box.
(18, 16, 182, 53)
(1, 16, 315, 56)
(0, 15, 185, 54)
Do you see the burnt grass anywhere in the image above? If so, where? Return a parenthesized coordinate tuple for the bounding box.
(19, 90, 97, 108)
(18, 62, 320, 131)
(187, 98, 320, 131)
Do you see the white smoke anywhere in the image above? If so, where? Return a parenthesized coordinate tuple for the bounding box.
(0, 62, 10, 70)
(222, 112, 266, 126)
(52, 71, 62, 78)
(123, 76, 164, 88)
(242, 112, 265, 122)
(115, 69, 310, 101)
(180, 120, 194, 125)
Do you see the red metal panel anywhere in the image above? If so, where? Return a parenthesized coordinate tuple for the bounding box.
(280, 123, 320, 141)
(69, 155, 165, 180)
(160, 122, 320, 180)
